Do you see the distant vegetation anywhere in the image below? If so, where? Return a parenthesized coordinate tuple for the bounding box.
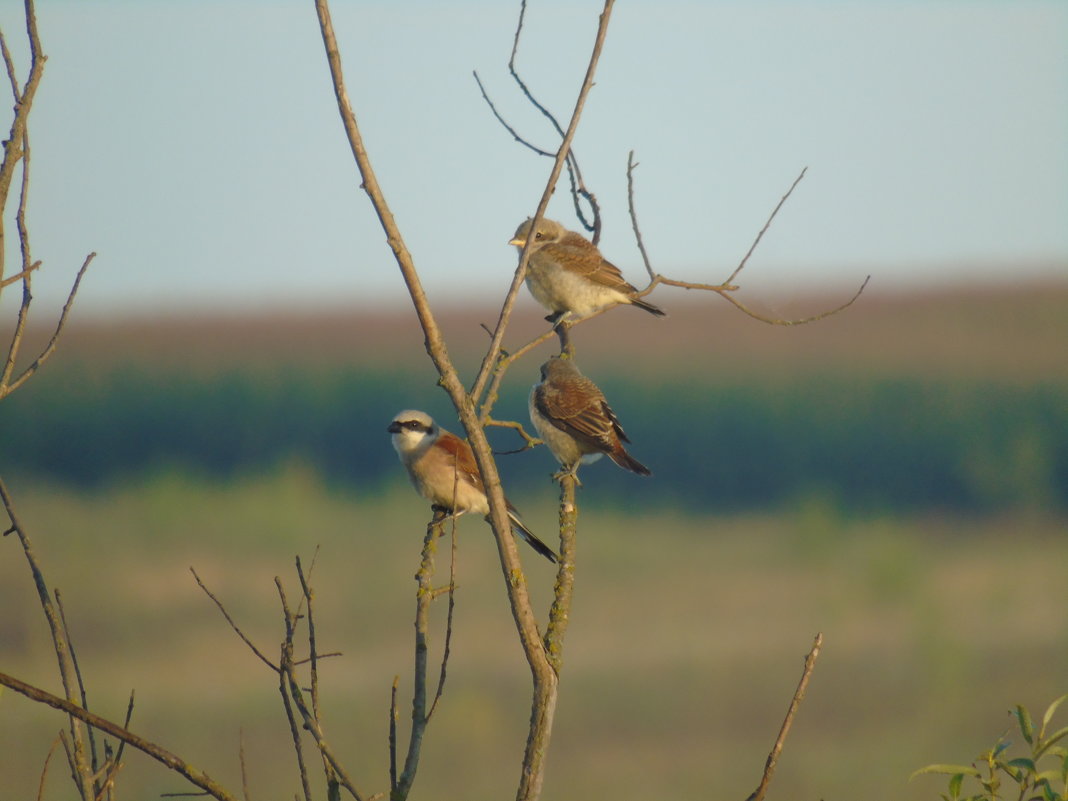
(3, 361, 1064, 515)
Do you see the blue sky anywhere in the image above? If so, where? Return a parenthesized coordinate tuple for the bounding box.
(1, 0, 1065, 319)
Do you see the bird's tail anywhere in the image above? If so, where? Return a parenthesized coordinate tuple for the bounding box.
(507, 510, 559, 563)
(609, 446, 652, 477)
(631, 296, 666, 317)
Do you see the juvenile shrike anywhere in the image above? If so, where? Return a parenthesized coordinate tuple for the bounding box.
(388, 409, 558, 563)
(509, 217, 666, 323)
(529, 356, 651, 478)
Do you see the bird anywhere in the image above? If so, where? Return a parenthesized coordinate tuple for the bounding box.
(529, 355, 651, 479)
(509, 217, 666, 324)
(388, 409, 558, 563)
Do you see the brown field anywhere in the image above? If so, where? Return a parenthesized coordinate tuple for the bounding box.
(22, 278, 1068, 381)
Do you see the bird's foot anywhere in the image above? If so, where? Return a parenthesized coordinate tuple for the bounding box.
(552, 466, 582, 487)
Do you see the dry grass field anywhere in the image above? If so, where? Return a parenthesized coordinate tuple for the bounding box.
(2, 281, 1066, 799)
(1, 467, 1065, 800)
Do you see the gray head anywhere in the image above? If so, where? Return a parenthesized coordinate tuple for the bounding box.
(540, 355, 582, 382)
(510, 217, 566, 249)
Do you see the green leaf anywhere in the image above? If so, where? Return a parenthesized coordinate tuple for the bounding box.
(1036, 727, 1068, 759)
(1042, 695, 1068, 735)
(1009, 757, 1039, 776)
(994, 738, 1014, 759)
(1019, 705, 1037, 745)
(912, 764, 983, 781)
(948, 772, 965, 798)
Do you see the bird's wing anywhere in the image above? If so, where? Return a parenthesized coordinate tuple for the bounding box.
(534, 375, 619, 451)
(435, 432, 486, 493)
(546, 235, 641, 295)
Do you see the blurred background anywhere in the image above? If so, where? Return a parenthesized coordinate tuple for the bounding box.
(1, 1, 1066, 800)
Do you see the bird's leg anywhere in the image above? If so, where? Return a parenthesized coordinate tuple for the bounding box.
(431, 504, 468, 527)
(551, 463, 583, 487)
(546, 310, 574, 330)
(554, 320, 575, 357)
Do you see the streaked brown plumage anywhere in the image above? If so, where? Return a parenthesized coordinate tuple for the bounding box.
(529, 356, 651, 477)
(510, 217, 665, 321)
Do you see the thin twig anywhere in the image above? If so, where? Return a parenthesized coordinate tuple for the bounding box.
(0, 476, 93, 800)
(427, 525, 458, 721)
(35, 734, 62, 801)
(486, 417, 543, 456)
(503, 0, 599, 235)
(279, 642, 366, 801)
(2, 251, 95, 398)
(276, 579, 313, 801)
(0, 260, 41, 288)
(388, 676, 399, 794)
(295, 555, 339, 793)
(727, 167, 807, 287)
(55, 589, 100, 784)
(627, 158, 868, 326)
(0, 670, 240, 801)
(238, 729, 252, 801)
(190, 567, 278, 671)
(746, 632, 824, 801)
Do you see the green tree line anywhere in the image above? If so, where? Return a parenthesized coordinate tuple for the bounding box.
(1, 365, 1064, 514)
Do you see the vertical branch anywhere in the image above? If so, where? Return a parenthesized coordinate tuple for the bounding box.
(275, 578, 313, 801)
(392, 513, 445, 801)
(1, 477, 93, 801)
(469, 0, 617, 408)
(746, 632, 824, 801)
(312, 3, 615, 797)
(295, 554, 339, 795)
(543, 476, 578, 672)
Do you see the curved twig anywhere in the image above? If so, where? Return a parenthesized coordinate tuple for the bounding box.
(626, 156, 868, 326)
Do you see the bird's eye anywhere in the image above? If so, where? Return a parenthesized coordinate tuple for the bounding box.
(534, 232, 544, 240)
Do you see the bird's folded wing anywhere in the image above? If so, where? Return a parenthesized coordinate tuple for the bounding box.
(534, 379, 617, 450)
(547, 239, 639, 294)
(434, 432, 487, 493)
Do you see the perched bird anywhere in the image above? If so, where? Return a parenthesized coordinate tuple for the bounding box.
(509, 217, 666, 323)
(388, 409, 558, 563)
(529, 356, 651, 478)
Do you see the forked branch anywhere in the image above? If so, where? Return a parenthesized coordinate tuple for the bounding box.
(627, 153, 869, 326)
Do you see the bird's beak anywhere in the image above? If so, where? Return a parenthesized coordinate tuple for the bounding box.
(509, 236, 525, 246)
(387, 421, 402, 433)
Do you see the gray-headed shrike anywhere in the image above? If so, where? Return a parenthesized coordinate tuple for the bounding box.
(509, 217, 666, 324)
(388, 409, 558, 563)
(529, 356, 651, 479)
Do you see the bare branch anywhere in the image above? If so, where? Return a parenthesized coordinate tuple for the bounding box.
(0, 670, 240, 801)
(54, 589, 101, 784)
(427, 526, 458, 721)
(190, 567, 278, 671)
(728, 167, 805, 286)
(388, 676, 399, 795)
(275, 578, 313, 801)
(0, 476, 94, 799)
(0, 259, 40, 288)
(486, 417, 543, 456)
(471, 71, 554, 158)
(746, 632, 824, 801)
(394, 513, 445, 799)
(626, 157, 868, 326)
(295, 554, 340, 794)
(34, 734, 62, 801)
(543, 475, 578, 674)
